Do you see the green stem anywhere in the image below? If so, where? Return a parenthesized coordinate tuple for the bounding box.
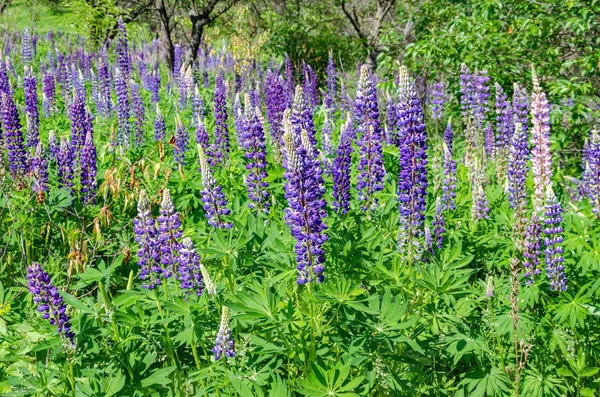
(191, 342, 202, 370)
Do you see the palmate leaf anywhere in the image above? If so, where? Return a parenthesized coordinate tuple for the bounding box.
(521, 366, 567, 397)
(296, 360, 364, 397)
(445, 333, 489, 366)
(457, 368, 510, 397)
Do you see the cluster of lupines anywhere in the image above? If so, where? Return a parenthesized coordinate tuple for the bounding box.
(239, 98, 271, 214)
(282, 116, 328, 284)
(396, 67, 428, 260)
(530, 68, 553, 212)
(213, 306, 235, 360)
(430, 81, 447, 120)
(27, 263, 75, 344)
(69, 91, 92, 156)
(332, 114, 354, 214)
(355, 65, 386, 210)
(543, 187, 567, 292)
(459, 64, 490, 126)
(23, 66, 39, 148)
(197, 145, 233, 229)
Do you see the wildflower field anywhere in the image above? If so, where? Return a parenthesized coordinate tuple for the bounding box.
(0, 2, 600, 396)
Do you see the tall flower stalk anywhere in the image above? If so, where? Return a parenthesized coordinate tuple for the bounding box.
(332, 114, 354, 215)
(282, 116, 328, 284)
(197, 145, 233, 229)
(530, 67, 552, 212)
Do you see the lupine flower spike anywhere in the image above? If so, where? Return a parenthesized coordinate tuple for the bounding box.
(213, 306, 235, 360)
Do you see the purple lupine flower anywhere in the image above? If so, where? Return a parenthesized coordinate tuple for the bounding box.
(48, 130, 59, 160)
(174, 115, 189, 166)
(80, 131, 97, 205)
(21, 29, 32, 63)
(332, 114, 353, 215)
(471, 181, 490, 221)
(430, 81, 447, 121)
(178, 64, 188, 108)
(523, 211, 542, 284)
(484, 122, 495, 159)
(240, 104, 270, 214)
(211, 72, 229, 164)
(71, 66, 85, 99)
(154, 104, 166, 141)
(192, 85, 204, 127)
(386, 96, 399, 145)
(173, 45, 183, 84)
(1, 90, 27, 177)
(396, 68, 428, 259)
(583, 130, 600, 214)
(23, 66, 39, 148)
(30, 142, 48, 201)
(197, 145, 232, 229)
(473, 69, 490, 127)
(264, 70, 286, 149)
(325, 51, 336, 111)
(57, 137, 75, 191)
(117, 18, 131, 79)
(513, 83, 528, 132)
(178, 237, 204, 296)
(157, 189, 183, 279)
(530, 68, 552, 212)
(282, 119, 328, 284)
(195, 116, 210, 152)
(441, 143, 456, 211)
(27, 263, 75, 344)
(69, 91, 91, 156)
(508, 122, 529, 210)
(543, 186, 566, 292)
(213, 306, 235, 360)
(131, 81, 145, 146)
(0, 61, 10, 95)
(355, 65, 385, 210)
(432, 197, 445, 250)
(42, 71, 55, 117)
(133, 190, 161, 289)
(495, 83, 513, 155)
(232, 93, 244, 145)
(290, 85, 318, 155)
(115, 68, 130, 147)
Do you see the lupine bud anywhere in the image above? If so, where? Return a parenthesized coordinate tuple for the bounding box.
(441, 143, 456, 211)
(200, 264, 216, 295)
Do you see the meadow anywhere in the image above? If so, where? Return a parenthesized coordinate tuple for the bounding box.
(0, 9, 599, 397)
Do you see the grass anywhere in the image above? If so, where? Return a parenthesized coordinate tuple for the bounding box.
(1, 0, 80, 34)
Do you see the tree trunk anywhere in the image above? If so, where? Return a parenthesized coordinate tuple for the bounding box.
(184, 16, 208, 69)
(156, 0, 175, 72)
